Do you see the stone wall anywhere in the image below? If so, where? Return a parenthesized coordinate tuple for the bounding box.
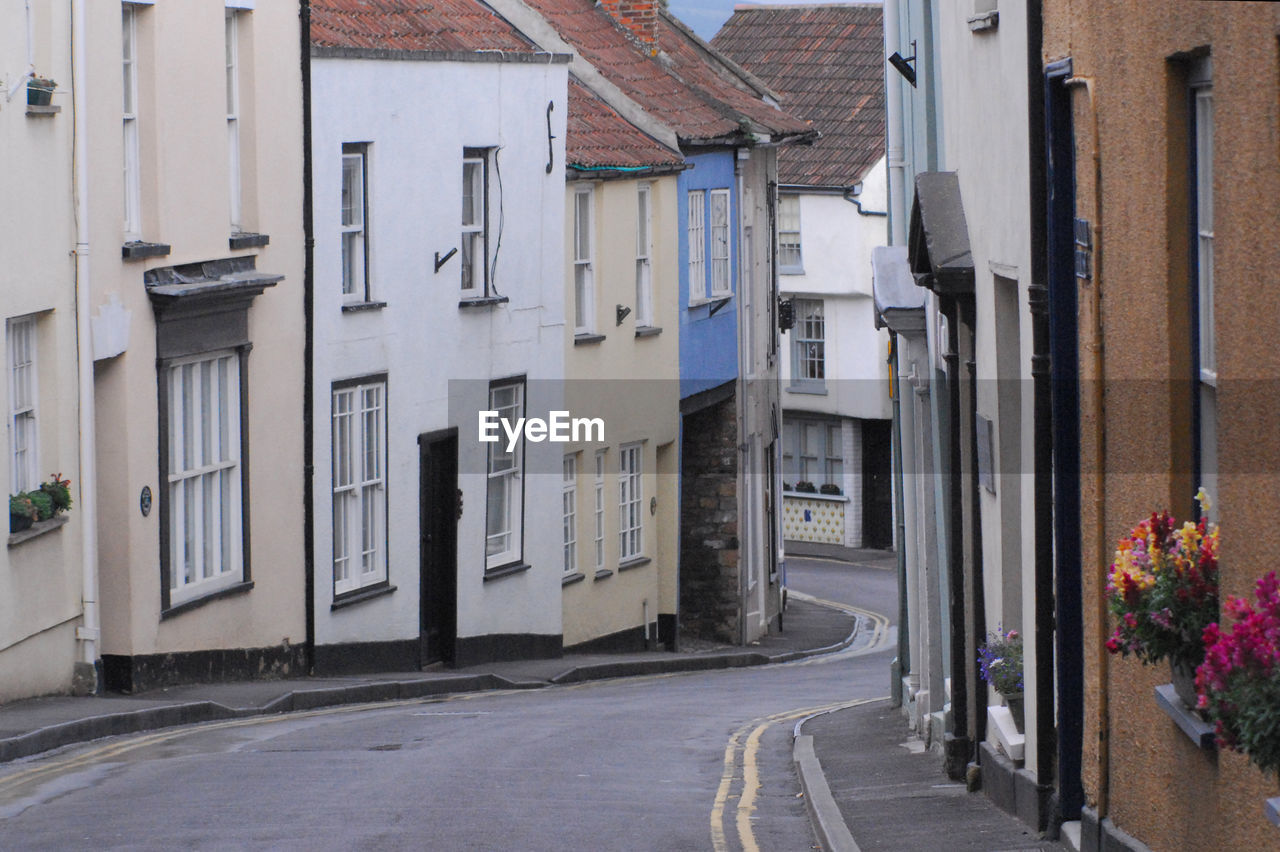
(679, 394, 740, 642)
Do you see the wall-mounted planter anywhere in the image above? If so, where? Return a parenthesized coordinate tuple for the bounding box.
(27, 78, 55, 106)
(1266, 797, 1279, 830)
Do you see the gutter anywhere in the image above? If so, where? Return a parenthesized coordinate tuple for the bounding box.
(71, 0, 100, 688)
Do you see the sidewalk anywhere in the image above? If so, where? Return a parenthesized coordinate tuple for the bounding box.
(799, 699, 1069, 851)
(0, 596, 856, 766)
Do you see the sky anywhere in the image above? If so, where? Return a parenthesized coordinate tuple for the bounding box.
(669, 0, 880, 42)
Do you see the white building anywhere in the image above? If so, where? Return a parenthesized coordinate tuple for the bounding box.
(713, 4, 893, 554)
(309, 1, 569, 670)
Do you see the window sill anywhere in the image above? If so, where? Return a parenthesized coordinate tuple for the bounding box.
(634, 326, 663, 338)
(122, 240, 172, 261)
(617, 556, 650, 572)
(562, 571, 586, 587)
(573, 333, 606, 346)
(787, 383, 828, 396)
(341, 300, 387, 313)
(779, 266, 805, 276)
(331, 582, 396, 611)
(1154, 683, 1216, 749)
(26, 104, 60, 117)
(161, 580, 255, 621)
(229, 232, 270, 250)
(593, 568, 614, 581)
(784, 491, 849, 503)
(459, 295, 509, 309)
(968, 10, 998, 31)
(8, 514, 69, 547)
(483, 561, 531, 582)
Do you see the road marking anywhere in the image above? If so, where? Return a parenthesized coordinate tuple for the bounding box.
(711, 698, 884, 852)
(786, 590, 891, 657)
(0, 691, 524, 798)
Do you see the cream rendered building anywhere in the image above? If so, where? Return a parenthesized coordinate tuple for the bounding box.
(0, 0, 91, 702)
(89, 0, 306, 691)
(560, 80, 684, 650)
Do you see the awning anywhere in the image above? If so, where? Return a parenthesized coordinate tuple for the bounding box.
(908, 171, 974, 296)
(872, 245, 926, 333)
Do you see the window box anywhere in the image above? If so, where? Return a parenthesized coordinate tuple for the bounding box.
(8, 513, 68, 547)
(1265, 797, 1279, 829)
(27, 77, 55, 106)
(1154, 683, 1216, 749)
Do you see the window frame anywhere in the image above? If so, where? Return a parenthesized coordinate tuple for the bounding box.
(7, 316, 38, 495)
(791, 298, 826, 385)
(563, 454, 578, 574)
(618, 443, 643, 561)
(341, 143, 370, 302)
(778, 193, 803, 274)
(635, 183, 654, 328)
(709, 188, 731, 296)
(331, 376, 389, 599)
(687, 189, 706, 303)
(593, 449, 606, 570)
(1189, 57, 1216, 505)
(225, 9, 242, 233)
(573, 184, 596, 334)
(782, 415, 843, 489)
(162, 349, 246, 609)
(122, 3, 142, 239)
(461, 148, 491, 298)
(485, 377, 525, 571)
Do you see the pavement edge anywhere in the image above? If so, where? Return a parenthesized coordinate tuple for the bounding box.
(794, 733, 860, 852)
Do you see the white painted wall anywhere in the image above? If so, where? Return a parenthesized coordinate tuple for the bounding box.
(778, 159, 892, 423)
(311, 55, 568, 650)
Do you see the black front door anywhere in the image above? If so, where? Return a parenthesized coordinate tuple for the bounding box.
(861, 419, 893, 550)
(419, 429, 458, 667)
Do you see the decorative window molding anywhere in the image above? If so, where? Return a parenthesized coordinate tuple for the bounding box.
(332, 377, 388, 597)
(341, 143, 370, 302)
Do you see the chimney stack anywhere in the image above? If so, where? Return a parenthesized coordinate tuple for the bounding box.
(599, 0, 658, 55)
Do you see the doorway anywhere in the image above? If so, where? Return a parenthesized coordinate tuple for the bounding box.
(418, 428, 458, 667)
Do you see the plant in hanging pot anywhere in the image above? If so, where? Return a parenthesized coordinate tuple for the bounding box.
(9, 493, 37, 533)
(1104, 489, 1220, 709)
(27, 76, 56, 106)
(979, 628, 1025, 732)
(1196, 570, 1280, 824)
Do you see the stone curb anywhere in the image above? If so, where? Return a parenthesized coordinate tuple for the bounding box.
(0, 600, 861, 765)
(793, 734, 860, 852)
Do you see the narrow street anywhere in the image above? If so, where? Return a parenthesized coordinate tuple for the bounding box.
(0, 558, 895, 850)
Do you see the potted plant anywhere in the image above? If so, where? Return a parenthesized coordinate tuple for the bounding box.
(40, 473, 72, 515)
(979, 628, 1025, 732)
(819, 483, 843, 496)
(27, 76, 56, 106)
(794, 481, 816, 494)
(9, 493, 37, 533)
(1104, 489, 1220, 708)
(1196, 570, 1280, 824)
(782, 482, 794, 492)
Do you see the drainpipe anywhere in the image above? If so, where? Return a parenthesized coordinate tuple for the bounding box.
(889, 332, 909, 707)
(300, 0, 316, 673)
(883, 0, 907, 246)
(71, 0, 100, 688)
(1026, 0, 1059, 823)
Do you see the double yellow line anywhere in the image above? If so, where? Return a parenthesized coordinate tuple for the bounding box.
(788, 591, 891, 656)
(709, 697, 884, 852)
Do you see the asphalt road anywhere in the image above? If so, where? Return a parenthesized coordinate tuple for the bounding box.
(0, 555, 898, 851)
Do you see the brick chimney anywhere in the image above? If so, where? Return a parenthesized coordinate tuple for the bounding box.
(599, 0, 658, 55)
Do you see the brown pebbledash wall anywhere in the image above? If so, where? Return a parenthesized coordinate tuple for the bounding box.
(1043, 2, 1280, 849)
